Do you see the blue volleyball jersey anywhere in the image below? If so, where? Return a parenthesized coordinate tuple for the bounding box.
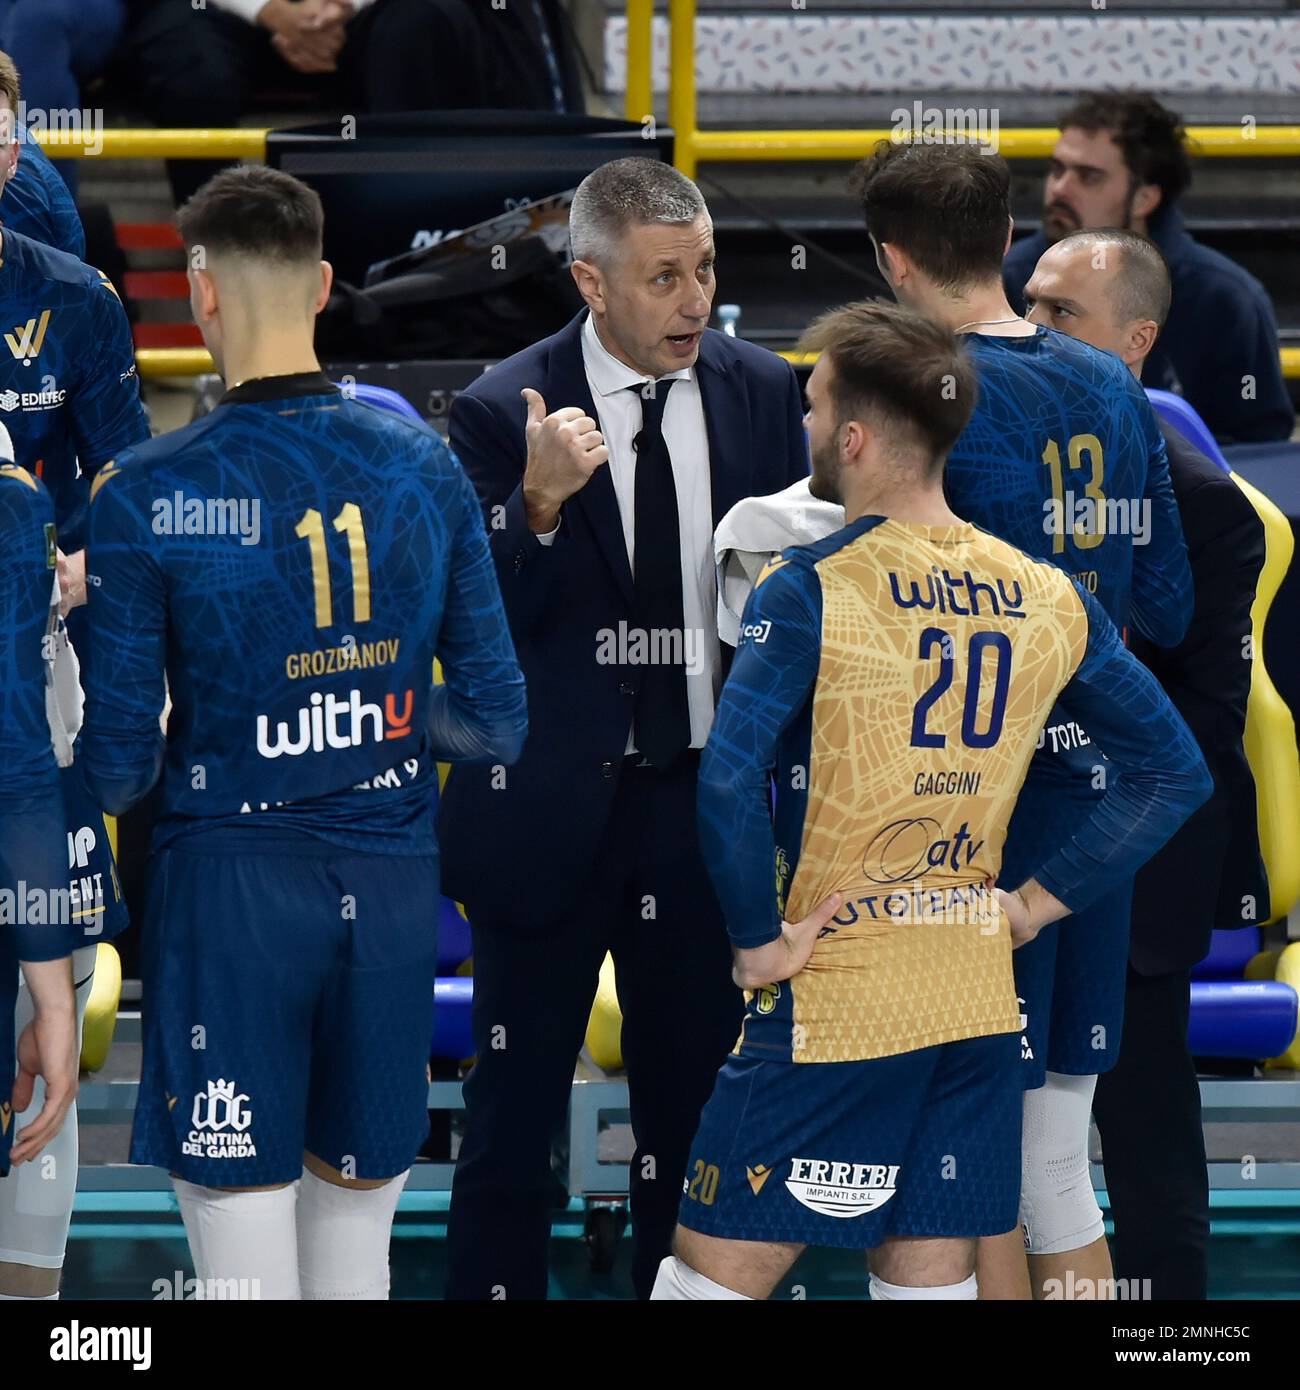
(0, 463, 74, 962)
(4, 139, 86, 260)
(81, 374, 527, 854)
(943, 326, 1194, 882)
(0, 226, 148, 552)
(697, 515, 1209, 1064)
(945, 326, 1190, 645)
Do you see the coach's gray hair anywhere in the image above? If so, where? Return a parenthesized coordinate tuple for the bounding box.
(569, 157, 708, 265)
(1056, 229, 1171, 330)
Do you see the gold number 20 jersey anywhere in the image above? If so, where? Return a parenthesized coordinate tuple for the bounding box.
(698, 513, 1209, 1064)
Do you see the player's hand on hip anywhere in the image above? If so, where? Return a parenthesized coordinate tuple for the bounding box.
(57, 547, 87, 616)
(1000, 877, 1069, 949)
(732, 891, 842, 988)
(9, 1008, 79, 1165)
(520, 387, 608, 534)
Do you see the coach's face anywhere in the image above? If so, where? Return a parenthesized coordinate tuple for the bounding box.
(573, 214, 716, 378)
(1042, 127, 1160, 242)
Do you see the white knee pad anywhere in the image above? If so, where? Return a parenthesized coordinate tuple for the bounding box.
(869, 1274, 978, 1301)
(1019, 1070, 1104, 1256)
(0, 947, 96, 1273)
(173, 1179, 300, 1299)
(296, 1167, 408, 1301)
(650, 1255, 753, 1301)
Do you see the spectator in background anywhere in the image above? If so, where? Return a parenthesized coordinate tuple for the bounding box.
(1003, 93, 1295, 445)
(119, 0, 584, 204)
(0, 0, 128, 199)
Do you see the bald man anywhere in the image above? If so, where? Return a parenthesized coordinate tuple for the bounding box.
(1023, 228, 1267, 1299)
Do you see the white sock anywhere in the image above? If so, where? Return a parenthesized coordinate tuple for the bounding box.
(869, 1273, 978, 1300)
(173, 1179, 299, 1299)
(0, 1291, 58, 1299)
(296, 1167, 408, 1301)
(650, 1255, 753, 1300)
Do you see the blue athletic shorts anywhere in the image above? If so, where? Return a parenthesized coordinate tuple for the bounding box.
(1013, 878, 1133, 1088)
(677, 1031, 1021, 1249)
(130, 837, 440, 1187)
(62, 762, 129, 945)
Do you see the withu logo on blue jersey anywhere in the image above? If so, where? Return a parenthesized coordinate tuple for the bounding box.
(255, 687, 414, 759)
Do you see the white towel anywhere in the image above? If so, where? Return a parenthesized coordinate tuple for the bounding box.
(713, 479, 844, 644)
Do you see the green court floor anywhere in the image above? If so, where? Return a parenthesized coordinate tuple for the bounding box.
(59, 1190, 1300, 1300)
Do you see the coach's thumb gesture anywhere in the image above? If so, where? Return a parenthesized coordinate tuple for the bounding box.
(521, 387, 609, 535)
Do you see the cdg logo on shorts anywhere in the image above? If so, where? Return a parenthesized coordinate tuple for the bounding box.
(255, 687, 414, 759)
(862, 817, 986, 884)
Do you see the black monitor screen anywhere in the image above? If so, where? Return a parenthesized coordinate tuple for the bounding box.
(266, 112, 673, 287)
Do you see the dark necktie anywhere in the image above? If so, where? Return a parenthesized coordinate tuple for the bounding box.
(630, 379, 691, 768)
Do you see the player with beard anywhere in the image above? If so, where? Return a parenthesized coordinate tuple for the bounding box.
(653, 299, 1210, 1301)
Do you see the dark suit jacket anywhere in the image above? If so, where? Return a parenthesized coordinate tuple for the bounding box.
(1128, 420, 1268, 974)
(437, 312, 810, 928)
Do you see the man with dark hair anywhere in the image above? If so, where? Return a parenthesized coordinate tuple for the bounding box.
(852, 138, 1193, 1300)
(1025, 227, 1267, 1300)
(1003, 93, 1293, 444)
(653, 298, 1210, 1301)
(440, 155, 809, 1300)
(80, 164, 527, 1298)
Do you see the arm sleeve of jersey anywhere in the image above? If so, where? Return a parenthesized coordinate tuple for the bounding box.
(698, 560, 823, 948)
(0, 483, 57, 805)
(1129, 403, 1193, 647)
(67, 284, 150, 481)
(426, 463, 529, 764)
(80, 472, 167, 815)
(1032, 584, 1212, 911)
(0, 482, 71, 961)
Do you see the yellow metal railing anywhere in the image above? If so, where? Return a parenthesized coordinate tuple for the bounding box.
(644, 0, 1300, 179)
(33, 128, 270, 160)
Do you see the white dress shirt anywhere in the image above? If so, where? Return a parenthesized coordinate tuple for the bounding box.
(538, 315, 719, 751)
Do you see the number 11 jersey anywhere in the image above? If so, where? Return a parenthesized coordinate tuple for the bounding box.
(81, 374, 525, 853)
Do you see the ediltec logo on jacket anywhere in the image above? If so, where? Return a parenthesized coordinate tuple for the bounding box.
(5, 308, 51, 364)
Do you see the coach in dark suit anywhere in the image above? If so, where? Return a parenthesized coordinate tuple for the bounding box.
(1024, 228, 1267, 1301)
(438, 157, 810, 1300)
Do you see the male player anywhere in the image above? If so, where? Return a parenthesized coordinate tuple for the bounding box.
(0, 49, 147, 619)
(851, 140, 1193, 1299)
(80, 166, 528, 1299)
(653, 300, 1210, 1301)
(0, 446, 79, 1256)
(4, 134, 84, 260)
(0, 50, 131, 1301)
